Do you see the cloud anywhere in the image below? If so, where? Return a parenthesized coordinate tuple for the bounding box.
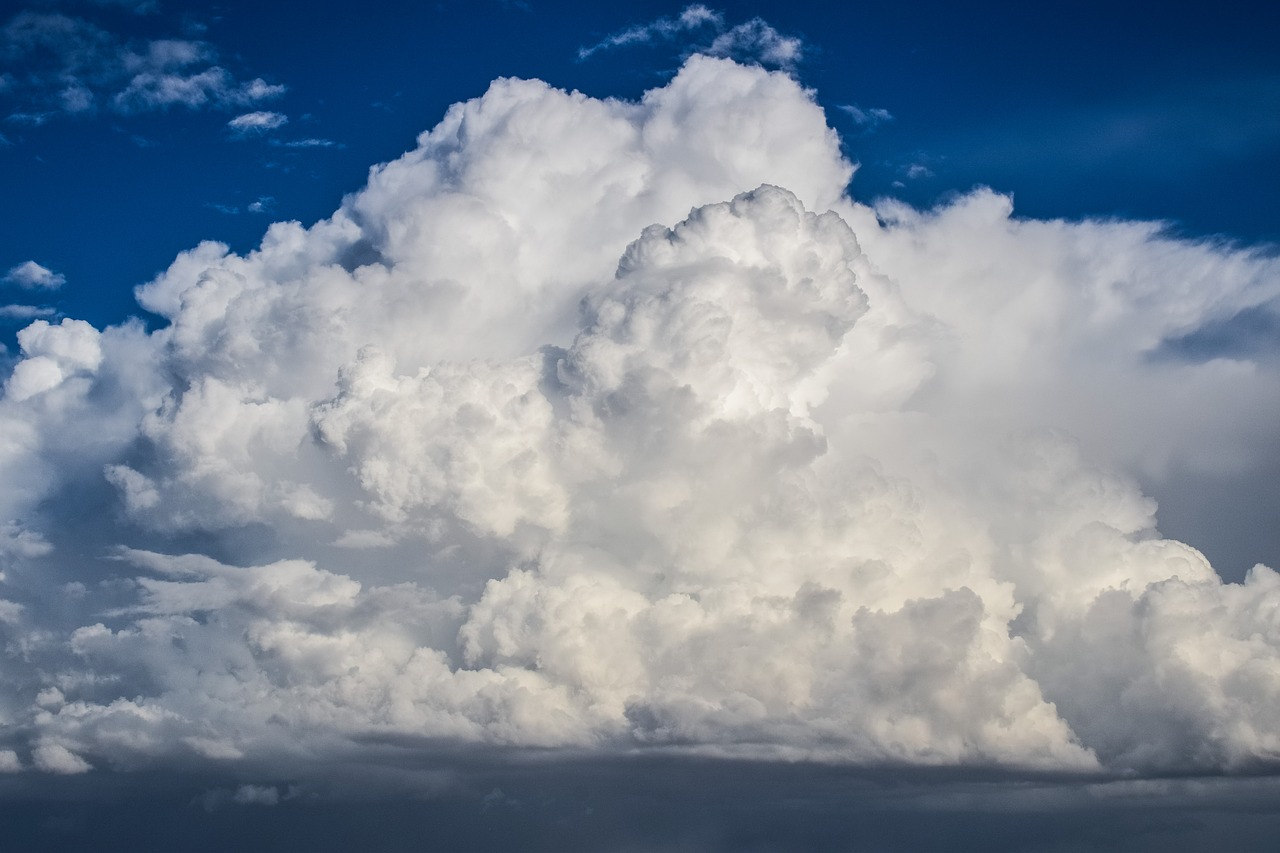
(227, 110, 287, 136)
(6, 111, 53, 125)
(0, 55, 1278, 797)
(270, 137, 338, 148)
(3, 260, 65, 289)
(207, 196, 275, 216)
(114, 70, 283, 113)
(840, 104, 894, 128)
(0, 304, 56, 321)
(0, 11, 285, 120)
(232, 784, 280, 806)
(4, 318, 103, 401)
(705, 18, 803, 69)
(32, 742, 92, 774)
(579, 6, 801, 69)
(578, 4, 722, 60)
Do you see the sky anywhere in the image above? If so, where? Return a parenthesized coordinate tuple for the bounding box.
(1, 1, 1279, 850)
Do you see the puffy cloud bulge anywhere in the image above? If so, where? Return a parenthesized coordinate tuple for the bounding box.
(1, 55, 1279, 780)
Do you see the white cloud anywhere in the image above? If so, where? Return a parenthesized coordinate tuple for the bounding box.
(706, 18, 803, 68)
(3, 318, 103, 401)
(228, 110, 287, 135)
(3, 260, 65, 289)
(0, 304, 56, 321)
(114, 68, 284, 113)
(579, 7, 802, 69)
(271, 137, 338, 148)
(840, 104, 894, 128)
(0, 55, 1278, 788)
(578, 4, 722, 60)
(236, 78, 287, 102)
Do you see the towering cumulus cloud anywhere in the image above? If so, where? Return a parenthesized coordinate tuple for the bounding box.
(1, 55, 1279, 784)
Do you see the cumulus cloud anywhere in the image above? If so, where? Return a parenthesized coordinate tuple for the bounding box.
(3, 261, 65, 290)
(0, 11, 285, 120)
(0, 54, 1278, 792)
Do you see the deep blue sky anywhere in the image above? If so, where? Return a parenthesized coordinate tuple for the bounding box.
(2, 0, 1277, 336)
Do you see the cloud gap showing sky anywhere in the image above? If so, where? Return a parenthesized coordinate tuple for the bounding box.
(1, 3, 1279, 849)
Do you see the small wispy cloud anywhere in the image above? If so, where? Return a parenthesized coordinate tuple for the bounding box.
(6, 112, 53, 126)
(233, 784, 280, 805)
(578, 4, 721, 60)
(839, 104, 894, 129)
(578, 6, 802, 70)
(227, 110, 287, 136)
(705, 18, 802, 68)
(0, 304, 56, 321)
(208, 195, 275, 215)
(270, 137, 338, 149)
(114, 70, 285, 113)
(238, 78, 287, 102)
(3, 260, 65, 290)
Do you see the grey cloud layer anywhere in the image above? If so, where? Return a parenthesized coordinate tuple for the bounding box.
(0, 56, 1278, 784)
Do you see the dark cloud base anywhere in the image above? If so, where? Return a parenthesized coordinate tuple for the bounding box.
(3, 757, 1279, 852)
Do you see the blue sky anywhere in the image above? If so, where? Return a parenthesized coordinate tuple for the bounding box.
(2, 3, 1280, 851)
